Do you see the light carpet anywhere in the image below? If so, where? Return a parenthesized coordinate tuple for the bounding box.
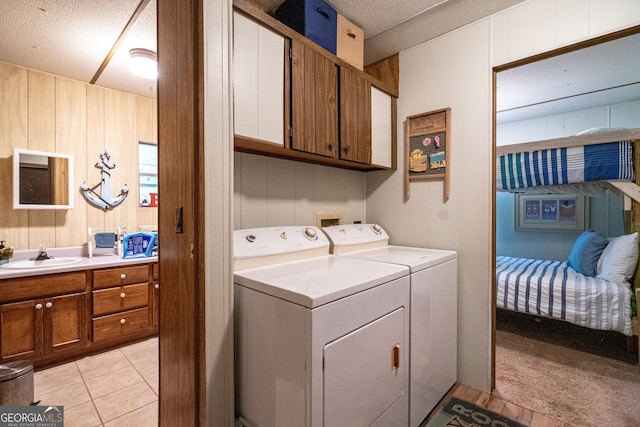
(494, 329, 640, 426)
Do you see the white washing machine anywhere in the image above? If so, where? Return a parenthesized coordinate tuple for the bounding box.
(322, 224, 458, 427)
(233, 226, 411, 427)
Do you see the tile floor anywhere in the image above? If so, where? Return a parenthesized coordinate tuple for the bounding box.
(34, 337, 158, 427)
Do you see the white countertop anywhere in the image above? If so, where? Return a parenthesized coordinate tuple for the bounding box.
(0, 246, 157, 280)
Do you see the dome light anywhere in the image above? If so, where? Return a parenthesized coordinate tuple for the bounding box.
(129, 48, 157, 80)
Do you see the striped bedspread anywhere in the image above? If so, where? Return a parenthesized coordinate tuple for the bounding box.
(496, 256, 632, 336)
(497, 140, 634, 191)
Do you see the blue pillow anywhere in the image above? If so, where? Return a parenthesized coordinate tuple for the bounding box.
(567, 231, 609, 277)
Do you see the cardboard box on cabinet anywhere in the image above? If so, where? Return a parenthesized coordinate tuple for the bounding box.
(275, 0, 337, 54)
(336, 14, 364, 70)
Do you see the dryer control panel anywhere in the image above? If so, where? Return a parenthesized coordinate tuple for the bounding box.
(233, 226, 330, 270)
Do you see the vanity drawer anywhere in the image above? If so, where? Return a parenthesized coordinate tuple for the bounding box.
(92, 283, 149, 316)
(0, 272, 87, 304)
(93, 307, 149, 342)
(93, 265, 149, 289)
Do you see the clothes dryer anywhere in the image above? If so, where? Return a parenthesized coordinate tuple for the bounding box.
(233, 226, 411, 427)
(322, 224, 458, 427)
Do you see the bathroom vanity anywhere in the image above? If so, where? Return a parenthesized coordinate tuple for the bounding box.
(0, 250, 158, 368)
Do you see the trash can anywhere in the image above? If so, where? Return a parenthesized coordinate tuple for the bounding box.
(0, 360, 34, 406)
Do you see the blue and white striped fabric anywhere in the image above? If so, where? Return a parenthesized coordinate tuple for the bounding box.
(496, 256, 632, 336)
(497, 141, 634, 191)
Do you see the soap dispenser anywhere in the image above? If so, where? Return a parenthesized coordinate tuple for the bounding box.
(0, 241, 14, 265)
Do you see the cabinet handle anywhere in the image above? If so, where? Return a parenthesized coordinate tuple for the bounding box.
(120, 319, 126, 325)
(45, 302, 53, 309)
(35, 303, 43, 310)
(155, 283, 159, 289)
(120, 273, 126, 279)
(328, 143, 335, 151)
(120, 292, 126, 298)
(344, 145, 351, 154)
(391, 343, 400, 372)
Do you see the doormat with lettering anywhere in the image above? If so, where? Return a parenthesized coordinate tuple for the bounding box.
(425, 397, 526, 427)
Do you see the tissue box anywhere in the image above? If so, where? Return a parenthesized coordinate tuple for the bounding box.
(275, 0, 337, 54)
(336, 14, 364, 70)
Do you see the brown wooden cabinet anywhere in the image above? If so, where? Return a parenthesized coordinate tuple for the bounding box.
(0, 272, 87, 364)
(291, 41, 338, 158)
(0, 261, 158, 368)
(339, 67, 371, 164)
(233, 0, 397, 171)
(91, 264, 155, 344)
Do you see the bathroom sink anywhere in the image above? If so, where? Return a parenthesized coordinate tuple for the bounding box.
(0, 257, 84, 270)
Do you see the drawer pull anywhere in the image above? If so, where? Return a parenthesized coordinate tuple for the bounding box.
(120, 273, 126, 279)
(35, 303, 43, 310)
(155, 283, 159, 289)
(120, 319, 126, 325)
(120, 292, 126, 298)
(46, 302, 53, 309)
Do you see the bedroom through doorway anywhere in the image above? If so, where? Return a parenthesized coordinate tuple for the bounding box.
(492, 26, 640, 427)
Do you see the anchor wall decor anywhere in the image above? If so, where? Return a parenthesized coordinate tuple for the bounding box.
(81, 150, 129, 211)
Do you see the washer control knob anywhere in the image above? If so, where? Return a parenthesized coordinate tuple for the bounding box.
(372, 224, 383, 234)
(303, 228, 317, 240)
(280, 232, 288, 239)
(245, 234, 256, 243)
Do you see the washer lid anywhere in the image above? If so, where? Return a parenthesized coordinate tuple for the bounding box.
(340, 245, 457, 272)
(234, 255, 409, 308)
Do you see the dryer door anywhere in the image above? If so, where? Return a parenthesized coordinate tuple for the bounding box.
(323, 307, 407, 426)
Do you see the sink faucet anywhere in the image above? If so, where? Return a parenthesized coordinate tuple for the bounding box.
(0, 241, 13, 261)
(33, 243, 51, 261)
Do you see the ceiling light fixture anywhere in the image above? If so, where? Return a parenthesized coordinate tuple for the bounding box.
(129, 48, 157, 80)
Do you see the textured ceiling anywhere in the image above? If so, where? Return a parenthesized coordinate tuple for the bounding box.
(0, 0, 522, 98)
(0, 0, 637, 124)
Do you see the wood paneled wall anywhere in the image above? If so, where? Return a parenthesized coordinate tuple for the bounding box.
(0, 61, 157, 251)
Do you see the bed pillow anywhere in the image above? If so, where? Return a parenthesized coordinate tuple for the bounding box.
(567, 230, 609, 277)
(596, 232, 639, 285)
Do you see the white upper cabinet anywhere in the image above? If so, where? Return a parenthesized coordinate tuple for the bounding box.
(233, 12, 285, 146)
(370, 86, 392, 168)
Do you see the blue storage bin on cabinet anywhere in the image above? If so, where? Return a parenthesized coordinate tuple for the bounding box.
(275, 0, 337, 54)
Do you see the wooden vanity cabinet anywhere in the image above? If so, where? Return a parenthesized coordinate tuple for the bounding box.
(0, 272, 87, 364)
(91, 264, 156, 344)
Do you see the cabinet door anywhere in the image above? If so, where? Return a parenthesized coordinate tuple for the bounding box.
(1, 299, 44, 361)
(340, 67, 371, 164)
(291, 41, 338, 157)
(46, 293, 87, 354)
(233, 11, 286, 146)
(371, 86, 393, 168)
(323, 307, 407, 426)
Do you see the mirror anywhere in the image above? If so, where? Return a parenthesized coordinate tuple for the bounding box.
(138, 142, 158, 207)
(13, 148, 74, 210)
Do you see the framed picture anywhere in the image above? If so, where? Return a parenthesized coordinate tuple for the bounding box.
(404, 108, 451, 201)
(515, 194, 587, 231)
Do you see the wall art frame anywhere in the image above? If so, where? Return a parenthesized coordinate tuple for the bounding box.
(515, 193, 588, 231)
(404, 107, 451, 201)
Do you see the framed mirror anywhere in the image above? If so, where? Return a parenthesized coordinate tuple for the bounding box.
(13, 148, 74, 210)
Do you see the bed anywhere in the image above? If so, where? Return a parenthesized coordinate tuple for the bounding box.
(495, 128, 640, 340)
